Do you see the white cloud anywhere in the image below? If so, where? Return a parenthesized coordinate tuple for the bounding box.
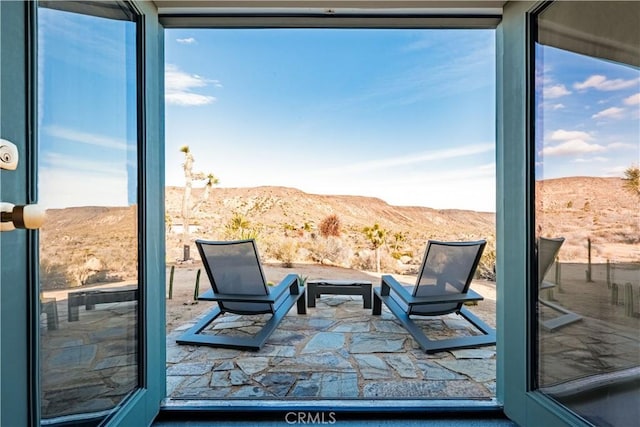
(592, 107, 625, 119)
(320, 143, 494, 174)
(165, 92, 216, 107)
(549, 129, 593, 141)
(573, 157, 608, 163)
(541, 139, 606, 156)
(165, 64, 218, 106)
(544, 84, 571, 99)
(624, 93, 640, 105)
(541, 102, 565, 111)
(176, 37, 196, 44)
(574, 75, 640, 91)
(44, 125, 129, 150)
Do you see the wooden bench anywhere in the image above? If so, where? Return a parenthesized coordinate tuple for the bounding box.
(41, 297, 59, 330)
(68, 286, 138, 322)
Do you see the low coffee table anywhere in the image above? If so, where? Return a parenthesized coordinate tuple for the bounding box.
(307, 280, 373, 309)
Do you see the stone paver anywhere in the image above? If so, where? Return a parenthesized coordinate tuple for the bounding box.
(167, 294, 498, 400)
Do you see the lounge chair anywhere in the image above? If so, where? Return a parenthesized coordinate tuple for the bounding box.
(373, 240, 496, 354)
(176, 239, 306, 351)
(537, 236, 582, 331)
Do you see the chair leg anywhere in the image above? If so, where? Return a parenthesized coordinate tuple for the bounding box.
(372, 292, 382, 315)
(373, 288, 496, 354)
(177, 288, 306, 351)
(297, 288, 307, 314)
(539, 299, 582, 331)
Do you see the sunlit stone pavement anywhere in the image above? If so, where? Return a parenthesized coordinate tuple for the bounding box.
(166, 294, 497, 401)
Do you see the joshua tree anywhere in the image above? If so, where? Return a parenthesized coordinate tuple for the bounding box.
(180, 145, 219, 260)
(363, 223, 387, 273)
(622, 165, 640, 197)
(202, 173, 220, 200)
(390, 231, 408, 253)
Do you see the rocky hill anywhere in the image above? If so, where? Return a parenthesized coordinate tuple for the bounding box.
(38, 177, 638, 290)
(535, 177, 639, 262)
(165, 185, 495, 241)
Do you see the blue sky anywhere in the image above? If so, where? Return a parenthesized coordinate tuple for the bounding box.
(165, 29, 497, 212)
(36, 13, 639, 212)
(38, 8, 137, 209)
(536, 45, 640, 179)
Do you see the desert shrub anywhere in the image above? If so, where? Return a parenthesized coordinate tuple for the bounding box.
(476, 237, 496, 281)
(351, 250, 375, 271)
(269, 238, 299, 268)
(40, 259, 74, 290)
(351, 249, 399, 273)
(73, 256, 103, 287)
(224, 213, 260, 240)
(319, 214, 341, 237)
(380, 250, 402, 273)
(305, 236, 352, 266)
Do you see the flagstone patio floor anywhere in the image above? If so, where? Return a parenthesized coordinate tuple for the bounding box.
(165, 293, 497, 401)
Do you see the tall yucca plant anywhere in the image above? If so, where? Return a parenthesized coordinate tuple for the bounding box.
(180, 145, 219, 261)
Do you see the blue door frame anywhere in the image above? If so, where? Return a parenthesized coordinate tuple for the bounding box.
(0, 1, 166, 425)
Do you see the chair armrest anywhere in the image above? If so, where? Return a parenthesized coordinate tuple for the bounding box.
(540, 280, 556, 290)
(197, 274, 300, 302)
(381, 275, 484, 307)
(268, 273, 301, 298)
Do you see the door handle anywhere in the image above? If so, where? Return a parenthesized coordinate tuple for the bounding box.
(1, 202, 45, 231)
(1, 138, 44, 231)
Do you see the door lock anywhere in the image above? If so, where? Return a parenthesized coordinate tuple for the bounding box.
(0, 138, 19, 170)
(1, 138, 44, 231)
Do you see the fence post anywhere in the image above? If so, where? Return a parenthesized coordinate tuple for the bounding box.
(606, 259, 611, 289)
(555, 257, 562, 293)
(168, 265, 175, 299)
(611, 283, 619, 305)
(585, 238, 593, 282)
(624, 283, 634, 317)
(193, 268, 201, 301)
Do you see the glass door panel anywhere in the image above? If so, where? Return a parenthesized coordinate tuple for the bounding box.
(37, 2, 140, 424)
(534, 2, 640, 426)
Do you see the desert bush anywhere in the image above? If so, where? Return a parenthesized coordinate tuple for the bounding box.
(73, 256, 103, 287)
(477, 247, 496, 281)
(351, 250, 375, 271)
(224, 212, 260, 240)
(623, 165, 640, 197)
(40, 259, 74, 290)
(352, 249, 400, 274)
(319, 214, 341, 237)
(305, 236, 352, 266)
(269, 238, 299, 268)
(475, 236, 496, 281)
